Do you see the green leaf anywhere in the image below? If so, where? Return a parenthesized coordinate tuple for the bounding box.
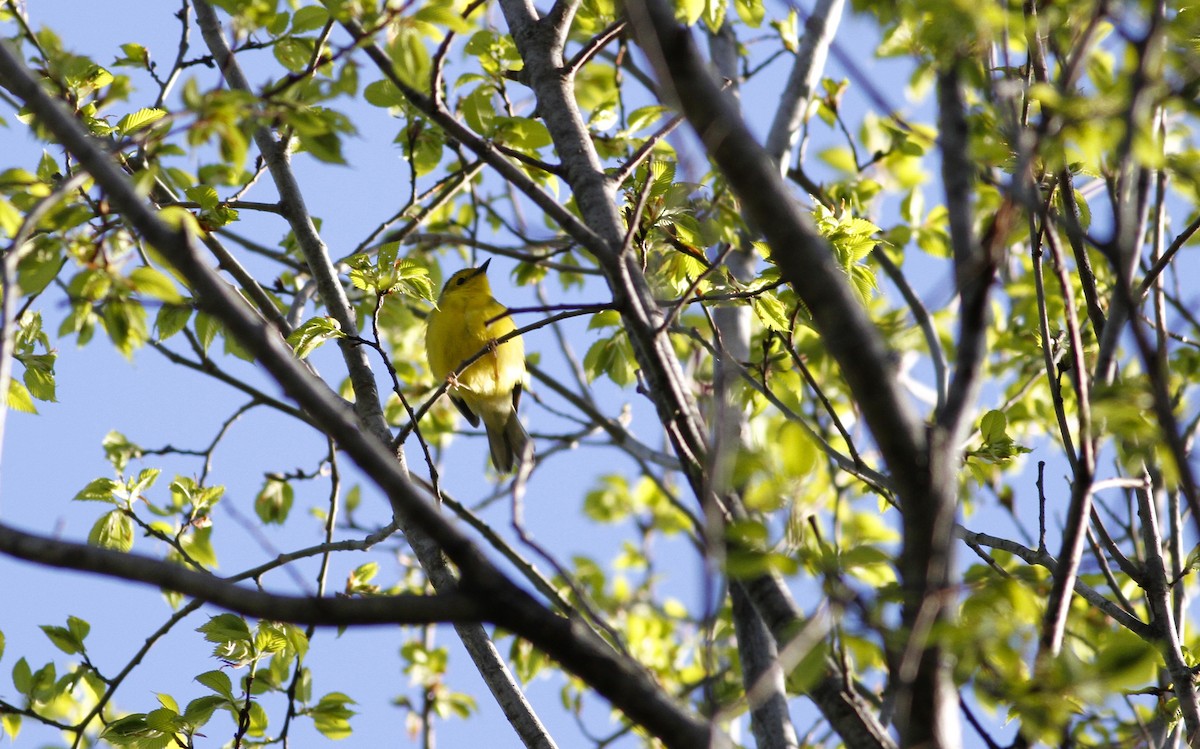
(5, 380, 37, 414)
(184, 185, 219, 212)
(582, 333, 636, 387)
(116, 107, 166, 135)
(274, 37, 314, 72)
(0, 195, 21, 237)
(40, 624, 83, 655)
(129, 267, 184, 303)
(0, 712, 17, 742)
(310, 692, 356, 739)
(255, 477, 294, 524)
(583, 474, 631, 523)
(194, 311, 219, 353)
(114, 42, 150, 68)
(291, 5, 329, 33)
(198, 613, 252, 645)
(818, 146, 858, 174)
(493, 116, 552, 150)
(297, 130, 346, 164)
(67, 615, 91, 644)
(389, 29, 431, 92)
(75, 477, 120, 502)
(155, 304, 192, 341)
(183, 694, 226, 726)
(345, 562, 380, 595)
(88, 509, 134, 551)
(21, 355, 56, 402)
(751, 291, 789, 331)
(98, 714, 148, 744)
(286, 316, 345, 359)
(1093, 627, 1158, 692)
(735, 0, 766, 27)
(103, 431, 141, 472)
(145, 706, 184, 734)
(412, 4, 474, 33)
(364, 79, 405, 108)
(195, 669, 234, 701)
(678, 0, 704, 25)
(12, 657, 32, 695)
(980, 409, 1007, 443)
(1182, 542, 1200, 576)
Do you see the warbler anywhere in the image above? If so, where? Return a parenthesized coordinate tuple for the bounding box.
(424, 259, 532, 472)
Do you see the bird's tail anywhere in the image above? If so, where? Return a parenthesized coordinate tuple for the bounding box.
(485, 408, 532, 473)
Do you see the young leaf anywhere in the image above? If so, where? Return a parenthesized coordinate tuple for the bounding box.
(286, 316, 345, 359)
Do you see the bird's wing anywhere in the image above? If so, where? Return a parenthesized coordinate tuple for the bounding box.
(450, 394, 481, 426)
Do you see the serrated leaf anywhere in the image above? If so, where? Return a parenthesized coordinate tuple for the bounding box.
(255, 478, 293, 524)
(40, 625, 82, 655)
(22, 361, 56, 402)
(310, 692, 356, 739)
(116, 107, 166, 135)
(183, 694, 226, 726)
(5, 380, 37, 414)
(194, 311, 219, 353)
(145, 706, 183, 734)
(198, 613, 252, 644)
(195, 669, 234, 700)
(980, 409, 1007, 443)
(75, 477, 120, 502)
(751, 292, 789, 331)
(129, 267, 184, 303)
(184, 185, 219, 212)
(88, 510, 134, 551)
(155, 304, 192, 341)
(286, 316, 344, 359)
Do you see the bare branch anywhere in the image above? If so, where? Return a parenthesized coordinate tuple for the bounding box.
(763, 0, 845, 172)
(0, 522, 483, 625)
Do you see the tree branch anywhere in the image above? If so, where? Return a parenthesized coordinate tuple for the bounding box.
(763, 0, 846, 172)
(193, 1, 391, 444)
(0, 522, 483, 625)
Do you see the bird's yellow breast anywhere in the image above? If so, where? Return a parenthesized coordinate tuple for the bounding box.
(425, 287, 523, 399)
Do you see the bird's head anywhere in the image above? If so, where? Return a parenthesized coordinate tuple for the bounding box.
(439, 258, 493, 301)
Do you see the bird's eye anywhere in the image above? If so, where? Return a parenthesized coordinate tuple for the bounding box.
(455, 277, 466, 286)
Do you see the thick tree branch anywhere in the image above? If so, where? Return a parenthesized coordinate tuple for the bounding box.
(624, 0, 926, 480)
(0, 522, 483, 625)
(763, 0, 846, 172)
(730, 585, 800, 749)
(1134, 484, 1200, 742)
(193, 1, 390, 445)
(710, 22, 801, 749)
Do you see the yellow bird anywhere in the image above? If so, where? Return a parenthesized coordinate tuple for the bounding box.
(424, 259, 531, 472)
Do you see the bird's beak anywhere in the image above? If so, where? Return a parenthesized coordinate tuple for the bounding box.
(475, 258, 492, 276)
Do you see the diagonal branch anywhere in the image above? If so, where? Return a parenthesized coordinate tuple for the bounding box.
(763, 0, 846, 172)
(624, 0, 926, 479)
(193, 1, 391, 444)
